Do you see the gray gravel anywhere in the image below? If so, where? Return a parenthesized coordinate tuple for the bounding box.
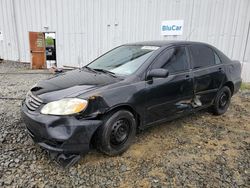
(0, 61, 249, 187)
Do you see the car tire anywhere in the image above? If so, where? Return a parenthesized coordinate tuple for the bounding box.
(212, 86, 231, 115)
(96, 110, 136, 156)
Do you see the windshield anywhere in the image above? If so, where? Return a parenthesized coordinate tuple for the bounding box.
(87, 45, 159, 75)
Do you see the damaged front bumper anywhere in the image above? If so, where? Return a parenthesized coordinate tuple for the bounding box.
(21, 103, 102, 154)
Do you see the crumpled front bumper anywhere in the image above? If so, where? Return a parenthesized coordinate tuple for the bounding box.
(21, 102, 103, 154)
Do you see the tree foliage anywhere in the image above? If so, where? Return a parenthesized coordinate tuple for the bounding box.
(45, 37, 54, 46)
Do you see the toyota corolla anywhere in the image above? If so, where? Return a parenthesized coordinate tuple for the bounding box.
(21, 41, 241, 165)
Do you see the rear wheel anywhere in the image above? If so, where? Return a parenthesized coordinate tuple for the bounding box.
(212, 86, 231, 115)
(96, 110, 136, 156)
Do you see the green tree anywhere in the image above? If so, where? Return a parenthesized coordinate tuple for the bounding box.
(45, 36, 54, 46)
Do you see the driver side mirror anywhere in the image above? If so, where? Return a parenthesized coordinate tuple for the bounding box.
(147, 68, 169, 80)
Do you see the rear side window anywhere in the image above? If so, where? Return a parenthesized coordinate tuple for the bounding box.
(152, 47, 189, 74)
(214, 52, 222, 64)
(189, 44, 215, 69)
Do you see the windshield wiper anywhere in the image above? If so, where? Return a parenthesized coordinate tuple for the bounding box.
(93, 68, 117, 77)
(82, 66, 97, 73)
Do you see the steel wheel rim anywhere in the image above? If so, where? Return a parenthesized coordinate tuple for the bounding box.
(110, 118, 130, 147)
(219, 92, 229, 109)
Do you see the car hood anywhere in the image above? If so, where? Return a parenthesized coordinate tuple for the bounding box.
(31, 69, 120, 102)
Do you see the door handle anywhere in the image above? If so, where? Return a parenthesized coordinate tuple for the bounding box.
(185, 75, 190, 79)
(218, 67, 222, 71)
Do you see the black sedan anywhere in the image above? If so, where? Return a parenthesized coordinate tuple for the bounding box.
(21, 41, 242, 164)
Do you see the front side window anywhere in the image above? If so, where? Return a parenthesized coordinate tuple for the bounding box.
(152, 47, 189, 74)
(87, 45, 159, 75)
(189, 44, 215, 69)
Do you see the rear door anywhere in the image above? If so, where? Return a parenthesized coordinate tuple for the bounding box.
(29, 32, 46, 69)
(188, 44, 225, 106)
(144, 46, 193, 125)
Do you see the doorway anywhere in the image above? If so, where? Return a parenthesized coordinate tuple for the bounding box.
(29, 32, 46, 69)
(45, 32, 56, 68)
(29, 32, 56, 69)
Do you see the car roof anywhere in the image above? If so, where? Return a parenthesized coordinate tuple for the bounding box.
(125, 40, 209, 47)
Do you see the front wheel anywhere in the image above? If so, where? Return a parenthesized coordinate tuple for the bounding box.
(212, 86, 231, 115)
(96, 110, 136, 156)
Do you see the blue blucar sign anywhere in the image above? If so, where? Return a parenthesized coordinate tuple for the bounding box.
(161, 20, 184, 36)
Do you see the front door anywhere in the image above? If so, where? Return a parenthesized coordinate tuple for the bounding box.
(29, 32, 46, 69)
(144, 46, 194, 125)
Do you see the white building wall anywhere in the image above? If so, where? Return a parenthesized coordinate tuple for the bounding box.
(0, 0, 250, 80)
(0, 0, 19, 61)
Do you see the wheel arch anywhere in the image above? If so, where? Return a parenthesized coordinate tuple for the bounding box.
(90, 104, 141, 147)
(104, 104, 141, 129)
(223, 81, 234, 94)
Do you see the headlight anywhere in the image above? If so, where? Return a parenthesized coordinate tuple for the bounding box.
(41, 98, 88, 115)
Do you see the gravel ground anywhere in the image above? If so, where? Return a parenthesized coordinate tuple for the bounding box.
(0, 61, 249, 187)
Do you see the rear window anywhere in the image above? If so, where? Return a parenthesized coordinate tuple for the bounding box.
(189, 44, 215, 69)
